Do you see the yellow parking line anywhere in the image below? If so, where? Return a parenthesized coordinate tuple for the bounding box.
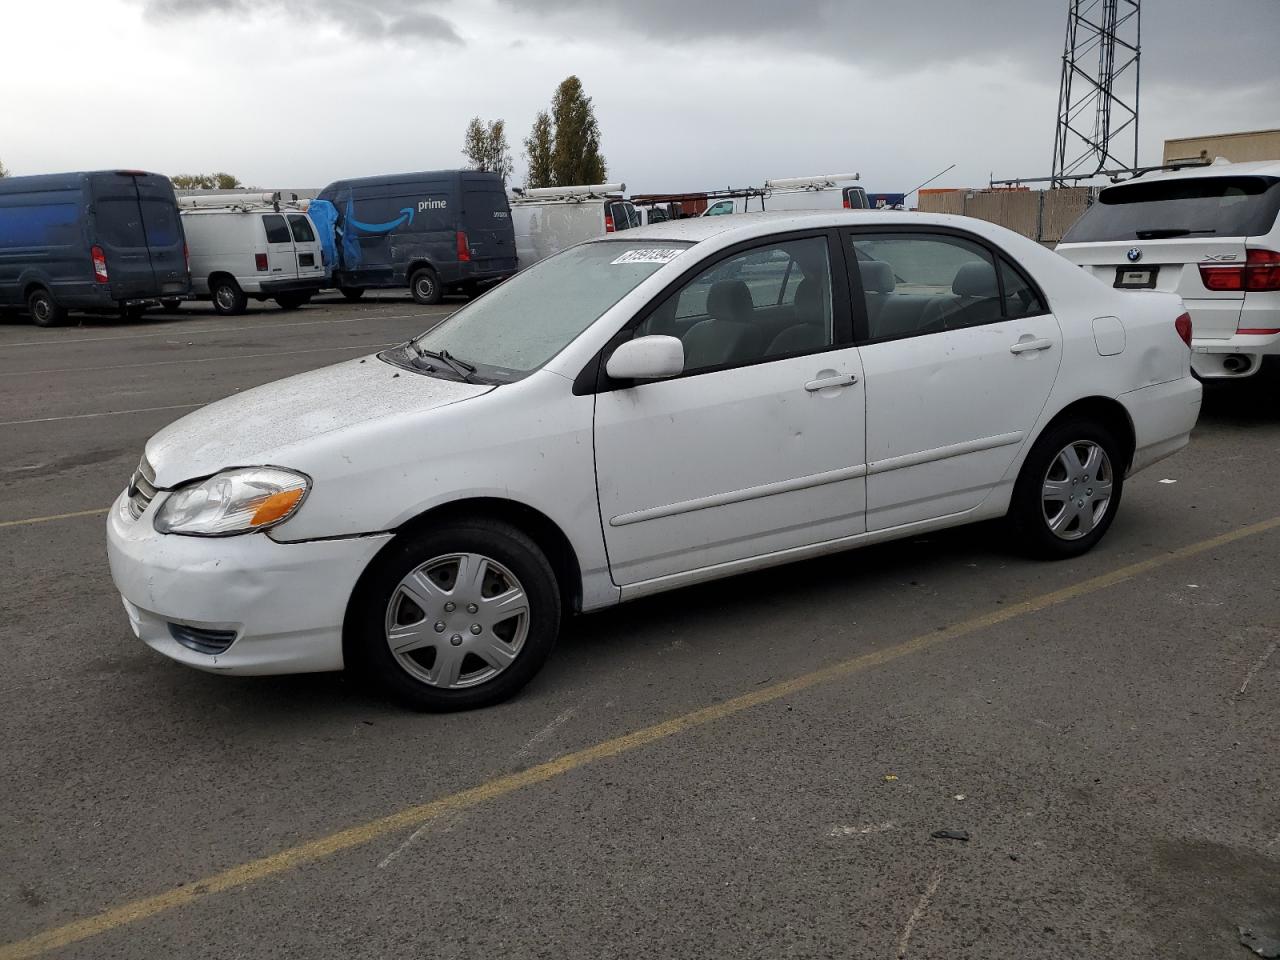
(0, 507, 110, 530)
(4, 514, 1279, 960)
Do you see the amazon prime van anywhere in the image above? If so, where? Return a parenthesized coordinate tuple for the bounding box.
(316, 170, 517, 304)
(0, 170, 190, 326)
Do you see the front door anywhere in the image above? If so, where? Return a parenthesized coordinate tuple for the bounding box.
(845, 229, 1063, 531)
(594, 233, 867, 587)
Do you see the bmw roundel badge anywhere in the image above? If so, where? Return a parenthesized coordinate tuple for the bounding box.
(1126, 247, 1142, 262)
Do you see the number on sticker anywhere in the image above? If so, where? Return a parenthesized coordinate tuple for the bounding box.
(610, 249, 684, 265)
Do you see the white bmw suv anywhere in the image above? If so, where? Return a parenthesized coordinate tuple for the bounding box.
(1057, 160, 1280, 379)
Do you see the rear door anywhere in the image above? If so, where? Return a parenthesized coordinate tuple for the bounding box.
(261, 213, 297, 278)
(89, 174, 153, 299)
(133, 175, 188, 296)
(461, 180, 516, 273)
(286, 213, 324, 281)
(1058, 175, 1280, 339)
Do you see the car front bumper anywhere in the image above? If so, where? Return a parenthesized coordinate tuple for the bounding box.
(106, 489, 392, 675)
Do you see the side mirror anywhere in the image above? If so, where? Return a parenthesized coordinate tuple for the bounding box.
(606, 335, 685, 381)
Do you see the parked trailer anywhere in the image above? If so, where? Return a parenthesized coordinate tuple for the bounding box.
(0, 170, 190, 326)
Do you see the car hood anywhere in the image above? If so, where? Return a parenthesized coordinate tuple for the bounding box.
(145, 355, 493, 488)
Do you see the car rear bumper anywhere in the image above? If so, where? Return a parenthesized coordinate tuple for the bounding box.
(1190, 330, 1280, 379)
(106, 489, 392, 675)
(1118, 376, 1202, 475)
(258, 277, 326, 296)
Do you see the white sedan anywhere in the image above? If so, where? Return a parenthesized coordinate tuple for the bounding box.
(107, 212, 1202, 709)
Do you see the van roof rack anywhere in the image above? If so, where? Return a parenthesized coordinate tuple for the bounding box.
(177, 191, 304, 213)
(511, 183, 626, 202)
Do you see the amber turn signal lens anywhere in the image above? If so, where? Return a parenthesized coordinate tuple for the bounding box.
(250, 488, 305, 527)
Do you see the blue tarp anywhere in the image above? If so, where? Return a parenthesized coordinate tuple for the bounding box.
(307, 199, 339, 272)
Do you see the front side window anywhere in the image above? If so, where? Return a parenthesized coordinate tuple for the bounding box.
(851, 233, 1002, 340)
(287, 214, 316, 243)
(705, 200, 735, 216)
(262, 214, 291, 244)
(641, 236, 833, 374)
(402, 240, 694, 381)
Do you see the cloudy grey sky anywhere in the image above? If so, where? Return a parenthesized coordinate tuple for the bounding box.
(2, 0, 1277, 194)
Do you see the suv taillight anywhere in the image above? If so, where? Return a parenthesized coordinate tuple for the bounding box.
(1174, 312, 1193, 348)
(91, 245, 109, 283)
(456, 230, 471, 262)
(604, 214, 615, 233)
(1199, 249, 1280, 292)
(255, 253, 268, 271)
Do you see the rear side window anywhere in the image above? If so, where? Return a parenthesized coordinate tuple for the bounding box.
(850, 233, 1002, 340)
(287, 214, 315, 243)
(999, 257, 1048, 318)
(1062, 175, 1280, 243)
(262, 214, 291, 243)
(95, 198, 146, 247)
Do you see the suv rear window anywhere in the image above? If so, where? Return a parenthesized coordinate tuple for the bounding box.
(1062, 175, 1280, 243)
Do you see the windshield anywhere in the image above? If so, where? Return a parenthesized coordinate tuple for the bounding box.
(402, 240, 694, 381)
(1062, 175, 1280, 243)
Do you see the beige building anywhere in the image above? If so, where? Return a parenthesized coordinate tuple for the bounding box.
(1163, 128, 1280, 164)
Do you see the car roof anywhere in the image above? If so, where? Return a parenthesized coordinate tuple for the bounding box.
(1118, 159, 1280, 185)
(591, 209, 1020, 245)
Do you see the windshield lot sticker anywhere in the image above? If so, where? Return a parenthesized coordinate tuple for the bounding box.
(611, 249, 684, 265)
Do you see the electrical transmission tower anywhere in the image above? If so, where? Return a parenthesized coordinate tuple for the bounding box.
(1051, 0, 1141, 186)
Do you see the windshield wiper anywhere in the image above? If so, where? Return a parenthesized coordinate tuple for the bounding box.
(411, 344, 477, 382)
(1134, 228, 1217, 239)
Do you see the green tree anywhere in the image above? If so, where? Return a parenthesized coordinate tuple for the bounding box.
(522, 110, 554, 189)
(549, 75, 606, 186)
(0, 157, 9, 178)
(170, 172, 242, 190)
(462, 117, 514, 184)
(211, 172, 242, 189)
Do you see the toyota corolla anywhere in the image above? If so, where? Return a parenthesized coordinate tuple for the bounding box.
(107, 212, 1202, 710)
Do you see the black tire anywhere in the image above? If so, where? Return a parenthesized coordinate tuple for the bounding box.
(211, 278, 248, 316)
(1007, 417, 1125, 559)
(27, 288, 67, 327)
(346, 518, 561, 711)
(409, 267, 442, 305)
(275, 293, 311, 311)
(339, 286, 365, 302)
(160, 299, 183, 312)
(122, 304, 147, 321)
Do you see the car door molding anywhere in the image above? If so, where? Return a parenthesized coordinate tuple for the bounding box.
(866, 431, 1025, 477)
(609, 462, 870, 528)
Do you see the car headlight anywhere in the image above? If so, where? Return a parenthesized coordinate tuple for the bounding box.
(153, 467, 310, 537)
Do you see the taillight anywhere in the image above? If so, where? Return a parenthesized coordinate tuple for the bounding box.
(842, 198, 851, 209)
(255, 253, 268, 271)
(91, 245, 109, 283)
(604, 214, 615, 233)
(1199, 249, 1280, 292)
(1174, 312, 1193, 348)
(183, 242, 190, 274)
(456, 230, 471, 262)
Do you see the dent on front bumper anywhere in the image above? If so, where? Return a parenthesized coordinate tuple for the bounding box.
(106, 490, 392, 675)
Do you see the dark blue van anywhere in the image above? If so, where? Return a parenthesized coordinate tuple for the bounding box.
(316, 170, 517, 304)
(0, 170, 190, 326)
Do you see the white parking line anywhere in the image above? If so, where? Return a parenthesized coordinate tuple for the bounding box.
(0, 311, 440, 348)
(0, 341, 398, 378)
(0, 403, 204, 427)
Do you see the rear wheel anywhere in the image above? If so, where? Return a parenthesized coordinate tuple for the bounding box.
(27, 288, 67, 327)
(121, 304, 146, 321)
(409, 267, 442, 305)
(160, 299, 183, 313)
(347, 519, 561, 711)
(1007, 417, 1124, 559)
(339, 286, 365, 302)
(211, 278, 248, 316)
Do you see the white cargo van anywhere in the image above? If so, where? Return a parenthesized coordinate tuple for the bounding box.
(177, 194, 326, 315)
(509, 184, 640, 268)
(702, 174, 868, 216)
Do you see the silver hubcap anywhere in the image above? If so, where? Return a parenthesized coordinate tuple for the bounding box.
(1041, 440, 1114, 541)
(416, 277, 434, 298)
(33, 300, 49, 321)
(385, 552, 529, 689)
(215, 287, 235, 310)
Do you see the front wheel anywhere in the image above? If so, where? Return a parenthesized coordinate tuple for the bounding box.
(347, 519, 561, 711)
(1007, 418, 1124, 559)
(409, 267, 442, 305)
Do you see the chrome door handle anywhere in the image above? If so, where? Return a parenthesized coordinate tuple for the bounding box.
(1010, 338, 1054, 354)
(804, 374, 858, 392)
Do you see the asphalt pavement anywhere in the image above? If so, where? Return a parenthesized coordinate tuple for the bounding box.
(1, 296, 1278, 960)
